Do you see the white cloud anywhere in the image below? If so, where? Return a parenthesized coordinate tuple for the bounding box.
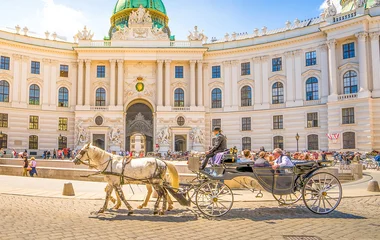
(39, 0, 88, 40)
(320, 0, 342, 13)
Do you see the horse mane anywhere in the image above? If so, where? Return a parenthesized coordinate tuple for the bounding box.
(90, 145, 123, 162)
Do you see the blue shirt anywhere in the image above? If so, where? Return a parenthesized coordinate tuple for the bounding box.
(375, 155, 380, 162)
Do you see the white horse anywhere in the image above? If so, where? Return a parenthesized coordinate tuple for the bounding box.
(73, 143, 179, 215)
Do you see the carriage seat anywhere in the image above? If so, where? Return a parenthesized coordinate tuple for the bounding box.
(292, 160, 316, 172)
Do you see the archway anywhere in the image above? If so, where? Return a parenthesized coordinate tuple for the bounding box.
(125, 102, 154, 153)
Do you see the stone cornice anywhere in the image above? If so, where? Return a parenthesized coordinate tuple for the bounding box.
(355, 32, 368, 40)
(369, 31, 380, 41)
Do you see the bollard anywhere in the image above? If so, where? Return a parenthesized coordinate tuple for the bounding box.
(367, 180, 380, 192)
(62, 183, 75, 196)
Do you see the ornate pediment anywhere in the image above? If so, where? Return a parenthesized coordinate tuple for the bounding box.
(302, 69, 321, 79)
(338, 62, 359, 71)
(0, 72, 13, 82)
(238, 79, 254, 87)
(27, 77, 43, 85)
(171, 81, 188, 89)
(268, 74, 286, 82)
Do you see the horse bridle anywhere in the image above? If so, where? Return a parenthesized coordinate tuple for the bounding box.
(73, 145, 115, 170)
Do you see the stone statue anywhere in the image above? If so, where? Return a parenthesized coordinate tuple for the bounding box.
(188, 26, 208, 43)
(112, 25, 130, 40)
(191, 127, 204, 144)
(322, 0, 337, 19)
(144, 11, 153, 23)
(373, 0, 380, 7)
(76, 121, 89, 147)
(109, 126, 122, 144)
(128, 5, 153, 25)
(151, 26, 168, 40)
(74, 26, 94, 41)
(137, 5, 146, 23)
(354, 0, 367, 9)
(157, 126, 171, 145)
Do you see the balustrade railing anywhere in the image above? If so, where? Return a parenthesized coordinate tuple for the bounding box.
(172, 107, 191, 112)
(270, 103, 286, 109)
(333, 10, 357, 23)
(338, 93, 358, 101)
(304, 99, 322, 106)
(90, 106, 109, 111)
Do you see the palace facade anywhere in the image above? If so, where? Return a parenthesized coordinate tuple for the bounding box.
(0, 0, 380, 155)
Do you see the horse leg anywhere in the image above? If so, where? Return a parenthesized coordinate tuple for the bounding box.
(98, 184, 113, 213)
(160, 186, 168, 215)
(105, 184, 116, 204)
(112, 186, 122, 210)
(152, 184, 163, 215)
(167, 193, 174, 211)
(138, 184, 153, 209)
(114, 184, 134, 215)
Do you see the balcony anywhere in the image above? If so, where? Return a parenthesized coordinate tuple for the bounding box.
(304, 99, 321, 106)
(172, 107, 191, 112)
(90, 106, 109, 111)
(338, 93, 358, 101)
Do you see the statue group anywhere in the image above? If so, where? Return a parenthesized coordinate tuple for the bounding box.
(129, 5, 153, 25)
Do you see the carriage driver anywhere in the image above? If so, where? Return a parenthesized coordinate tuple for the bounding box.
(200, 127, 227, 170)
(272, 148, 294, 170)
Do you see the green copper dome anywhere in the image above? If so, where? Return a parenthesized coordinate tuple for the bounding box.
(113, 0, 167, 15)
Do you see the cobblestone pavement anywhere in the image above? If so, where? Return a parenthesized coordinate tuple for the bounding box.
(0, 194, 379, 240)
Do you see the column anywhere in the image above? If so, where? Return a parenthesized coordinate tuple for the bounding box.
(294, 50, 303, 104)
(42, 59, 50, 106)
(223, 61, 232, 108)
(190, 60, 196, 107)
(285, 51, 294, 104)
(71, 62, 78, 107)
(50, 60, 57, 106)
(327, 39, 338, 99)
(12, 55, 21, 103)
(319, 44, 329, 103)
(203, 62, 209, 108)
(84, 60, 91, 106)
(156, 60, 164, 107)
(261, 56, 270, 107)
(77, 59, 84, 105)
(253, 57, 262, 108)
(117, 60, 124, 106)
(164, 60, 171, 107)
(109, 59, 116, 106)
(20, 56, 29, 104)
(197, 60, 203, 107)
(231, 60, 239, 108)
(356, 32, 370, 97)
(370, 32, 380, 97)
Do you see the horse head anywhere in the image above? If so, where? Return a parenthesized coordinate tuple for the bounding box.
(73, 143, 91, 165)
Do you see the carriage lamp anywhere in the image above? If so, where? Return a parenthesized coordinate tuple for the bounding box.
(295, 133, 300, 152)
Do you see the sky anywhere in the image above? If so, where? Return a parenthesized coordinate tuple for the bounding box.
(0, 0, 341, 41)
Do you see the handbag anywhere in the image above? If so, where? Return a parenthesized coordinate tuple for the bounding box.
(26, 167, 32, 171)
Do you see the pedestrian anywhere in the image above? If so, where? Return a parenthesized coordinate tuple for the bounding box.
(12, 149, 17, 158)
(22, 157, 30, 177)
(29, 157, 38, 177)
(321, 151, 327, 161)
(68, 149, 71, 159)
(47, 150, 51, 159)
(53, 149, 57, 159)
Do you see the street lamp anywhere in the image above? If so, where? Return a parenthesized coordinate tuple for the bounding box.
(295, 133, 300, 152)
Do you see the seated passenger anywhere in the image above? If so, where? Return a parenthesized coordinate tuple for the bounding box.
(237, 150, 253, 164)
(272, 148, 294, 170)
(254, 151, 271, 167)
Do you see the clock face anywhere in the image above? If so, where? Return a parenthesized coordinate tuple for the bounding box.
(136, 82, 145, 92)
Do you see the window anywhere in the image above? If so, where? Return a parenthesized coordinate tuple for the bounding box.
(175, 66, 184, 78)
(0, 80, 10, 102)
(60, 65, 69, 77)
(29, 116, 39, 130)
(174, 88, 185, 107)
(58, 87, 69, 107)
(211, 88, 222, 108)
(58, 136, 67, 150)
(343, 132, 356, 149)
(29, 84, 40, 105)
(31, 61, 40, 74)
(242, 117, 251, 131)
(212, 66, 221, 78)
(0, 133, 7, 148)
(242, 137, 251, 151)
(97, 66, 106, 78)
(307, 135, 319, 151)
(343, 42, 355, 59)
(272, 57, 282, 72)
(177, 116, 185, 126)
(343, 71, 358, 94)
(241, 86, 252, 107)
(0, 113, 8, 128)
(29, 135, 38, 150)
(305, 51, 317, 66)
(273, 115, 283, 129)
(273, 136, 284, 150)
(0, 56, 10, 70)
(307, 112, 318, 128)
(241, 62, 250, 75)
(272, 82, 284, 104)
(342, 107, 355, 124)
(212, 119, 221, 130)
(95, 88, 106, 106)
(59, 118, 68, 131)
(306, 77, 319, 101)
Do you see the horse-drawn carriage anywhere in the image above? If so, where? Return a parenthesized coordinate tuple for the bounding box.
(182, 153, 342, 217)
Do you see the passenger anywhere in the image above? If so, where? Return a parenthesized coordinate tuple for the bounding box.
(254, 151, 271, 167)
(272, 148, 294, 170)
(237, 150, 253, 163)
(200, 127, 227, 170)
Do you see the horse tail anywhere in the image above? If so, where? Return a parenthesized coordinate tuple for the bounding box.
(164, 161, 179, 191)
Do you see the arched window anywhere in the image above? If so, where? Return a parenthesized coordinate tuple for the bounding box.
(242, 137, 251, 151)
(273, 136, 284, 150)
(0, 133, 7, 149)
(241, 86, 252, 107)
(0, 80, 10, 102)
(272, 82, 284, 104)
(343, 132, 356, 149)
(343, 71, 358, 94)
(174, 88, 185, 107)
(29, 84, 40, 105)
(307, 134, 319, 151)
(58, 87, 69, 107)
(306, 77, 319, 101)
(58, 136, 67, 150)
(211, 88, 222, 108)
(29, 135, 38, 150)
(95, 88, 106, 106)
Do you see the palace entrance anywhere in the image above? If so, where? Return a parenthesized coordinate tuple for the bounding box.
(125, 103, 154, 154)
(93, 134, 106, 150)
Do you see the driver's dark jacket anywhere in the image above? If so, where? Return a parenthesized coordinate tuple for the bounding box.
(209, 133, 227, 154)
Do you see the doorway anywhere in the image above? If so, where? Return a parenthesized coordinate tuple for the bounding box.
(175, 135, 187, 152)
(130, 133, 146, 155)
(93, 134, 105, 150)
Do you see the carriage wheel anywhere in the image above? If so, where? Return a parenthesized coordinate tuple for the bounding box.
(186, 185, 197, 205)
(195, 181, 234, 217)
(273, 191, 302, 205)
(302, 172, 342, 214)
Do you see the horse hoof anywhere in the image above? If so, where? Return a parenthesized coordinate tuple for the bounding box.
(137, 205, 143, 209)
(98, 209, 105, 214)
(127, 211, 134, 216)
(159, 211, 165, 216)
(153, 211, 159, 215)
(168, 205, 174, 211)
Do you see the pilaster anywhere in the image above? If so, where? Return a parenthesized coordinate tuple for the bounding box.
(77, 59, 84, 106)
(164, 60, 172, 107)
(370, 32, 380, 97)
(355, 32, 371, 98)
(190, 60, 196, 107)
(84, 59, 91, 107)
(109, 59, 116, 106)
(327, 39, 338, 101)
(117, 59, 124, 107)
